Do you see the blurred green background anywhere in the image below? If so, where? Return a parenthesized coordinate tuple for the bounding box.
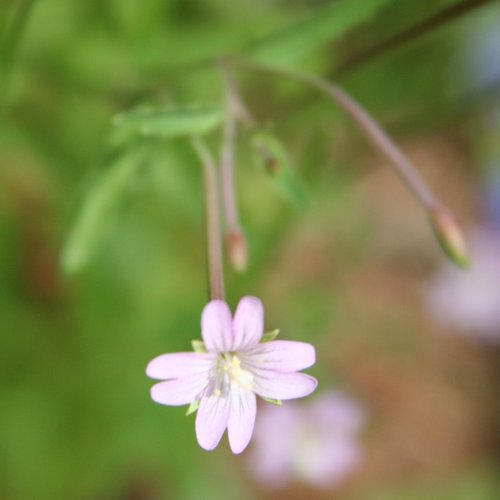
(1, 0, 500, 498)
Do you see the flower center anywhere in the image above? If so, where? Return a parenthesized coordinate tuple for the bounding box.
(212, 353, 253, 396)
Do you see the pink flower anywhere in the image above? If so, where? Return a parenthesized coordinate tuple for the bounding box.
(246, 391, 365, 489)
(146, 296, 317, 454)
(424, 226, 500, 343)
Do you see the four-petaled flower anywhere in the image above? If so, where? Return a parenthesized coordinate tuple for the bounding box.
(146, 296, 317, 454)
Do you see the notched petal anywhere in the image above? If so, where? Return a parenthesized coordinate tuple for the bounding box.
(233, 296, 264, 350)
(228, 389, 257, 454)
(195, 394, 231, 451)
(243, 340, 316, 372)
(150, 375, 208, 406)
(201, 300, 233, 353)
(253, 371, 318, 400)
(146, 352, 214, 380)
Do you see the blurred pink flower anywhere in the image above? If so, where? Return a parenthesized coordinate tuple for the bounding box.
(146, 296, 317, 454)
(424, 227, 500, 343)
(246, 391, 365, 489)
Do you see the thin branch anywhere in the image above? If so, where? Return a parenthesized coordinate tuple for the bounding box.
(335, 0, 495, 76)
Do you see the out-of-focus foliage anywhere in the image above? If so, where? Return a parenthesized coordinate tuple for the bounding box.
(245, 0, 392, 67)
(113, 106, 222, 139)
(251, 131, 309, 211)
(1, 0, 500, 499)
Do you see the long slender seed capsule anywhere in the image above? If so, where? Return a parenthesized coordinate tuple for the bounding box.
(191, 137, 225, 300)
(219, 66, 250, 272)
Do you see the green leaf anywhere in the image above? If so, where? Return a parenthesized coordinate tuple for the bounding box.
(191, 340, 207, 353)
(60, 144, 145, 274)
(186, 400, 200, 416)
(113, 105, 222, 138)
(252, 131, 308, 210)
(261, 329, 280, 343)
(246, 0, 391, 67)
(261, 397, 283, 406)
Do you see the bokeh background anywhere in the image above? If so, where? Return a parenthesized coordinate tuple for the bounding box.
(1, 0, 500, 499)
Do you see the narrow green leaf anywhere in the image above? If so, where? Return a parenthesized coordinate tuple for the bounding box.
(186, 400, 200, 416)
(191, 340, 207, 353)
(261, 397, 283, 406)
(61, 145, 145, 274)
(252, 131, 308, 210)
(246, 0, 391, 67)
(113, 105, 222, 138)
(261, 329, 280, 343)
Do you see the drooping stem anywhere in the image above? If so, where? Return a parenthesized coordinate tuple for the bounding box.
(230, 59, 470, 267)
(233, 59, 438, 210)
(191, 137, 225, 300)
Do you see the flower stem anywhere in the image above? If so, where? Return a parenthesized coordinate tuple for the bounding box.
(220, 72, 240, 233)
(218, 65, 252, 271)
(191, 137, 225, 300)
(233, 59, 438, 210)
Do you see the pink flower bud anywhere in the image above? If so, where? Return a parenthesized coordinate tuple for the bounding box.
(428, 206, 469, 269)
(226, 230, 248, 272)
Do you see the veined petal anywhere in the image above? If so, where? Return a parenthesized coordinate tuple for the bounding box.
(150, 374, 209, 406)
(233, 296, 264, 350)
(201, 300, 233, 353)
(195, 394, 231, 451)
(253, 371, 318, 400)
(241, 340, 315, 372)
(146, 352, 215, 380)
(228, 388, 257, 454)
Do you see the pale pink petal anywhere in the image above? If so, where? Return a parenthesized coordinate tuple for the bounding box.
(233, 296, 264, 350)
(241, 340, 315, 372)
(227, 388, 257, 454)
(150, 374, 209, 406)
(247, 403, 300, 487)
(201, 300, 233, 353)
(253, 371, 318, 400)
(195, 394, 231, 451)
(312, 438, 362, 487)
(146, 352, 215, 380)
(310, 391, 365, 434)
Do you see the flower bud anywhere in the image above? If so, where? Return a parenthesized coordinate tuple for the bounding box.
(226, 230, 248, 272)
(428, 206, 469, 269)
